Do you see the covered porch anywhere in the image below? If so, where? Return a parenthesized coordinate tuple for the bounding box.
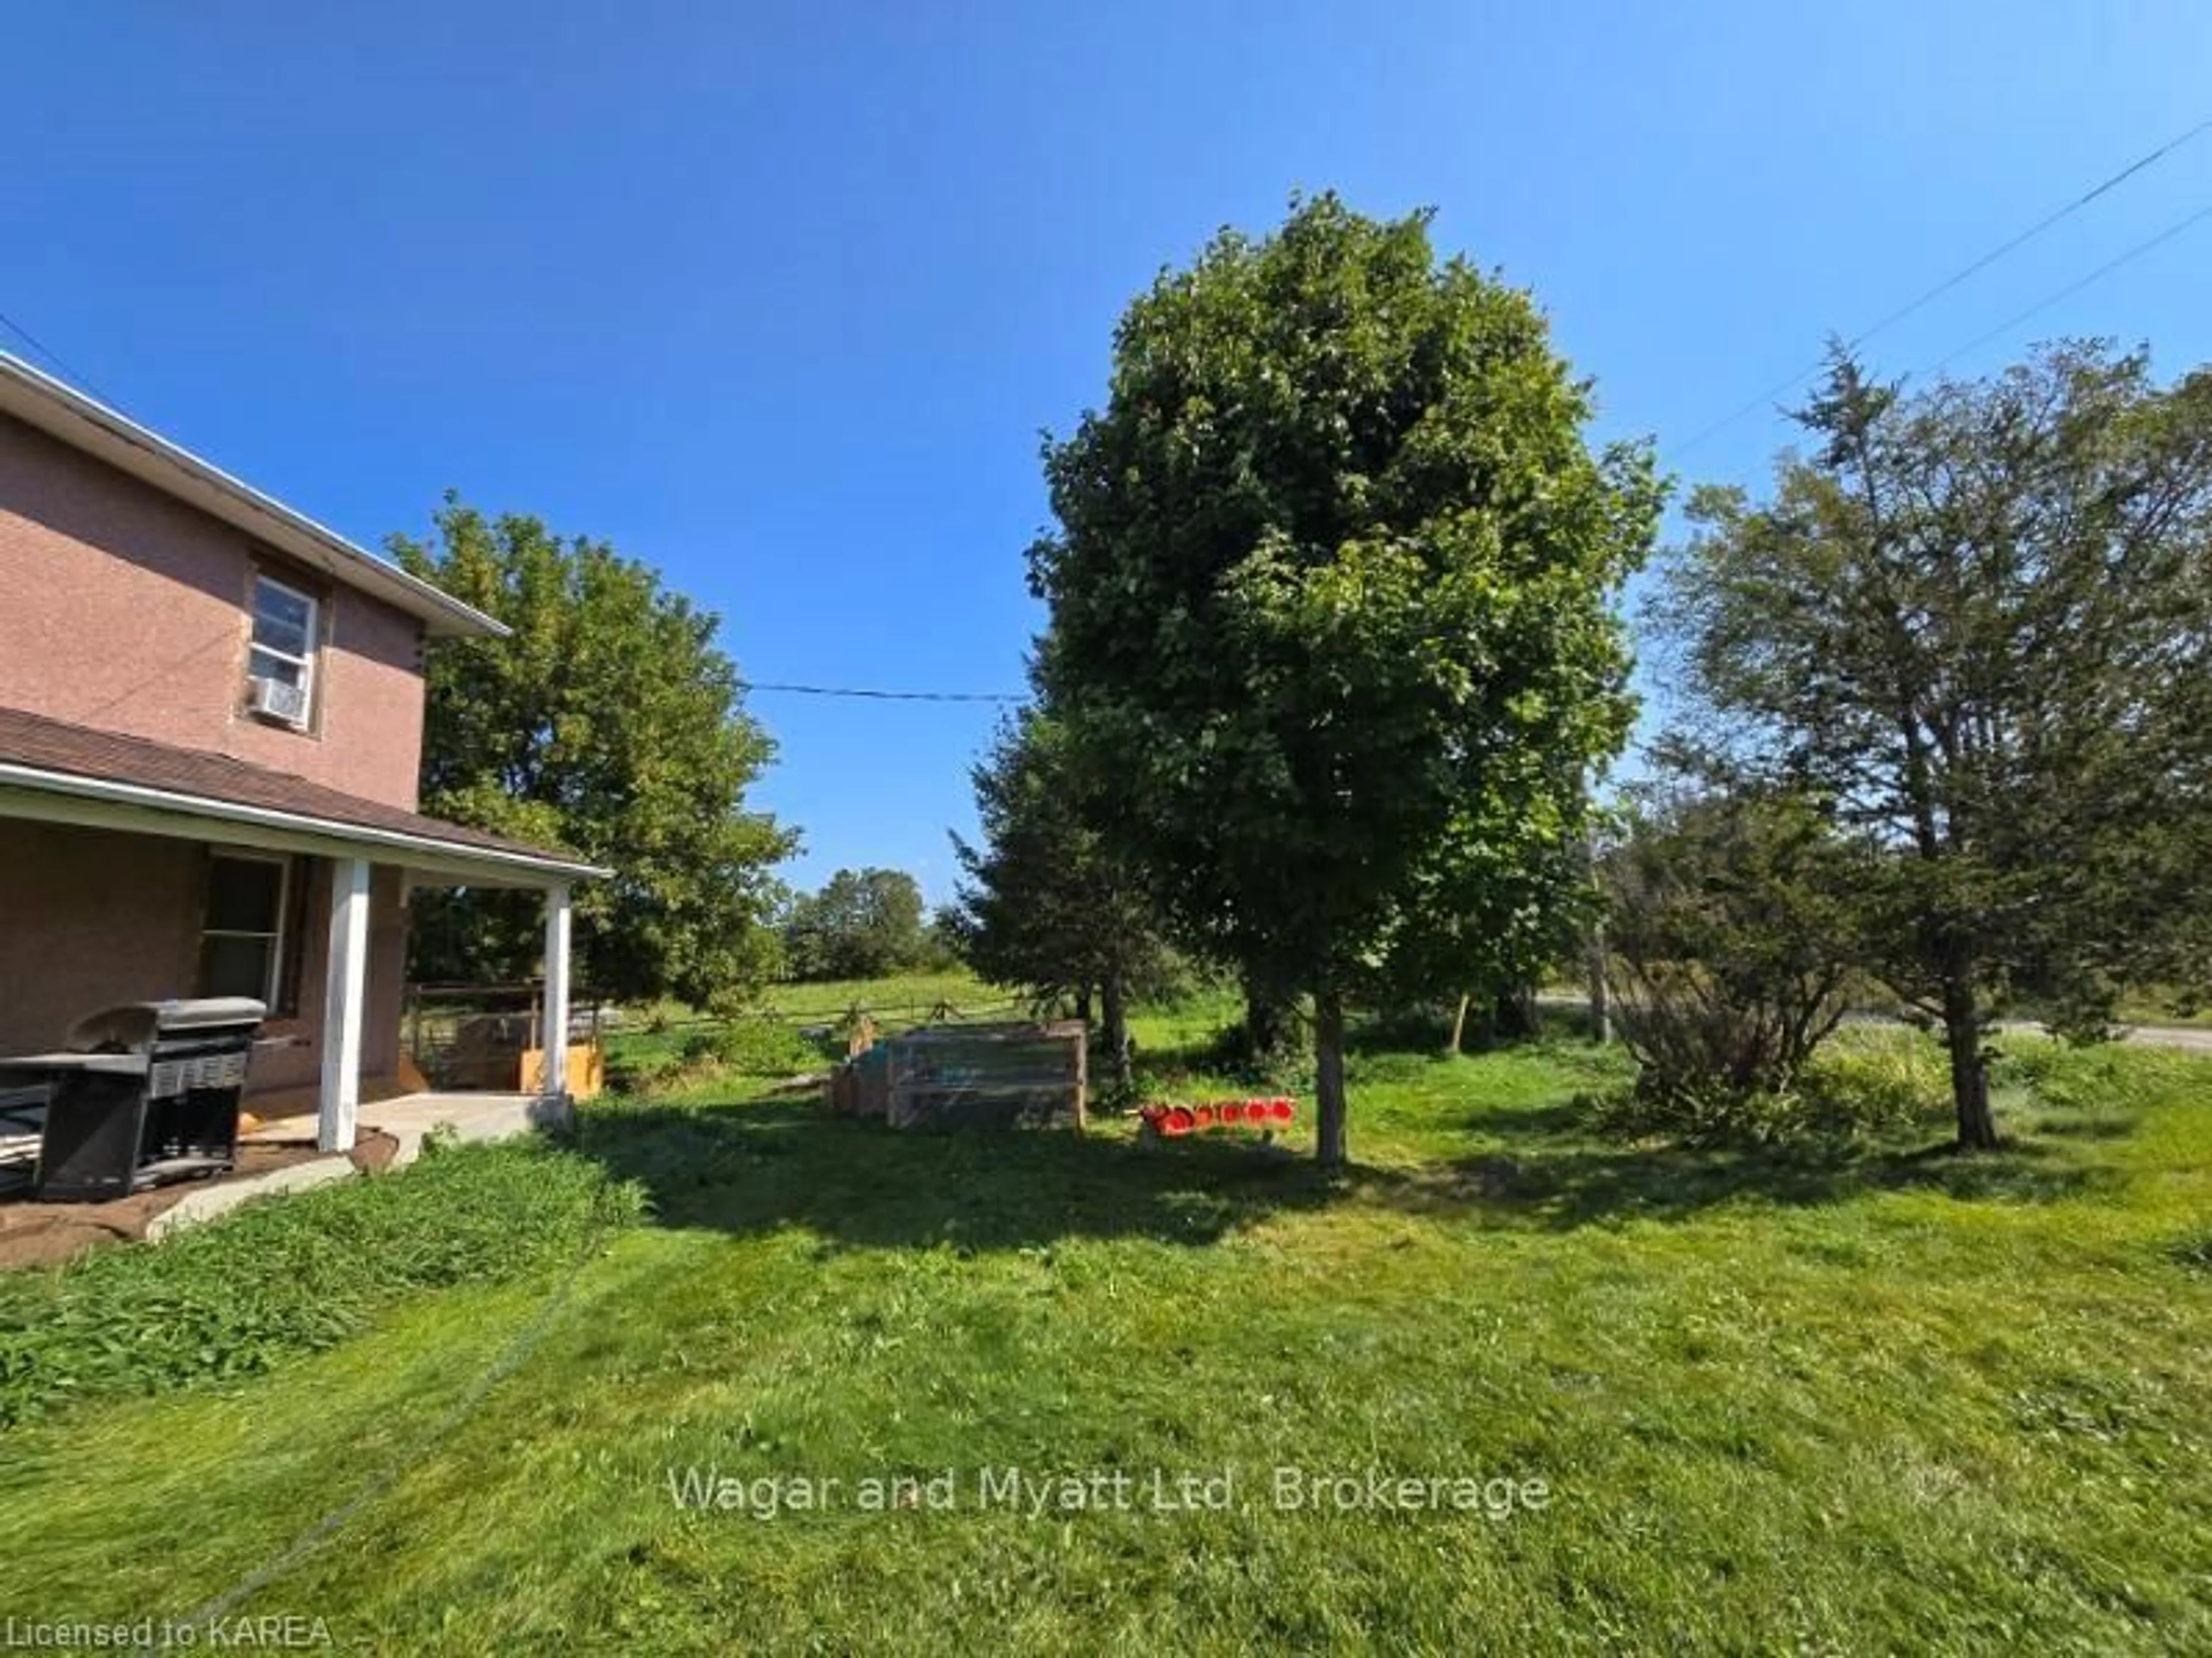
(0, 706, 605, 1178)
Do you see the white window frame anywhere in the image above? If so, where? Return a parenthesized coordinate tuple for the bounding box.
(200, 849, 293, 1008)
(247, 572, 320, 726)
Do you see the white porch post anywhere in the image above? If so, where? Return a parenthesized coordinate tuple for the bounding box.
(318, 856, 372, 1153)
(541, 881, 573, 1102)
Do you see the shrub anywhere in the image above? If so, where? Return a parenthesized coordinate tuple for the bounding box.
(1602, 779, 1864, 1121)
(1583, 1038, 1943, 1147)
(0, 1139, 645, 1429)
(606, 1055, 677, 1095)
(708, 1018, 827, 1076)
(1182, 1020, 1304, 1089)
(1991, 1038, 2069, 1094)
(2024, 1045, 2132, 1113)
(1797, 1039, 1949, 1135)
(1997, 1040, 2199, 1115)
(1580, 1077, 1811, 1147)
(641, 1018, 830, 1094)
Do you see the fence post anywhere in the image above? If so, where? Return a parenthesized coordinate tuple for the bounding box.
(1072, 1022, 1089, 1133)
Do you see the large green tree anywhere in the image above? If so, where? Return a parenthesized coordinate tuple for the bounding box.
(392, 497, 795, 1007)
(1665, 344, 2212, 1148)
(1029, 194, 1662, 1166)
(781, 867, 928, 981)
(950, 708, 1176, 1090)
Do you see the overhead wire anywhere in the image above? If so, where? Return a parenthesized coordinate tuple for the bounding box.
(1671, 114, 2212, 457)
(1925, 200, 2212, 373)
(736, 680, 1023, 705)
(0, 310, 120, 407)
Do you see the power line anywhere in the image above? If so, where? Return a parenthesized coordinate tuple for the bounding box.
(1926, 200, 2212, 373)
(736, 679, 1023, 704)
(1852, 114, 2211, 349)
(1672, 113, 2212, 457)
(0, 309, 119, 407)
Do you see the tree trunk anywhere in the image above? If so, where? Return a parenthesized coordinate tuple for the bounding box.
(1444, 992, 1472, 1056)
(1588, 921, 1611, 1045)
(1942, 978, 1999, 1150)
(1315, 987, 1349, 1170)
(1100, 970, 1132, 1092)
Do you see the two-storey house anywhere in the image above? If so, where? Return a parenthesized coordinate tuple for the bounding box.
(0, 351, 601, 1154)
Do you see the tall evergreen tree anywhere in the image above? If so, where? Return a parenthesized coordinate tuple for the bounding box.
(950, 710, 1173, 1090)
(1665, 344, 2212, 1146)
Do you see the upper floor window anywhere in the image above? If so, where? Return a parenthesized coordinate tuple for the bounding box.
(246, 572, 319, 729)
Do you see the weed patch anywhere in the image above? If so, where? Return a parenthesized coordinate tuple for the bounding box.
(0, 1138, 643, 1428)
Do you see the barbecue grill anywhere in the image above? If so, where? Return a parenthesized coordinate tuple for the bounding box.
(0, 998, 266, 1201)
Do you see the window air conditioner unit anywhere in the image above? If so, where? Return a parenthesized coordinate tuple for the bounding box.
(248, 676, 309, 727)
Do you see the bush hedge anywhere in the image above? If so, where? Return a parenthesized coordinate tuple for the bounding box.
(1585, 1035, 1949, 1147)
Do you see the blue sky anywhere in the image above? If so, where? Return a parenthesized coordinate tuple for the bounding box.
(5, 3, 2209, 902)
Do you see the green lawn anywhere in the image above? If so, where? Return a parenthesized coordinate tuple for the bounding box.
(626, 966, 1005, 1032)
(606, 967, 1012, 1075)
(0, 1020, 2207, 1653)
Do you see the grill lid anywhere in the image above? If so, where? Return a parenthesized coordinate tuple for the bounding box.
(65, 998, 268, 1052)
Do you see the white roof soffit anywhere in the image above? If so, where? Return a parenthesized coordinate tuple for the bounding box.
(0, 767, 608, 888)
(0, 351, 506, 641)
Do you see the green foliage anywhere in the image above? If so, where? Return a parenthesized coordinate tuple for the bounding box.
(914, 907, 966, 972)
(615, 1018, 828, 1095)
(950, 710, 1179, 1084)
(781, 867, 930, 982)
(602, 970, 1006, 1093)
(1799, 1038, 1949, 1129)
(0, 1140, 643, 1429)
(1996, 1039, 2200, 1116)
(1601, 776, 1863, 1107)
(1586, 1034, 1945, 1147)
(391, 497, 796, 1007)
(1028, 191, 1662, 1161)
(1580, 1073, 1813, 1147)
(702, 1018, 826, 1077)
(1664, 344, 2212, 1145)
(950, 712, 1172, 1003)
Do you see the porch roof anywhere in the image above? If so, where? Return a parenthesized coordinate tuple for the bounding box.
(0, 706, 607, 886)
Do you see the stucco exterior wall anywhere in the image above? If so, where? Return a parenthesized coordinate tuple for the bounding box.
(0, 819, 403, 1097)
(0, 818, 200, 1049)
(0, 411, 428, 810)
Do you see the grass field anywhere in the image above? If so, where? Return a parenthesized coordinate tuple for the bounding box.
(606, 968, 1010, 1076)
(0, 1001, 2207, 1653)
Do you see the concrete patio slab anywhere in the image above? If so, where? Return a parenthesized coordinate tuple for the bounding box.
(363, 1091, 566, 1166)
(144, 1153, 358, 1240)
